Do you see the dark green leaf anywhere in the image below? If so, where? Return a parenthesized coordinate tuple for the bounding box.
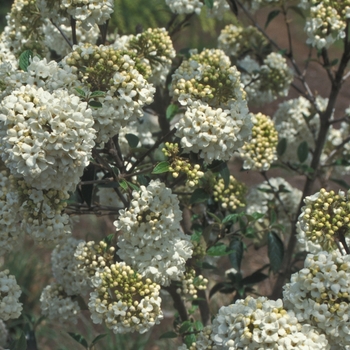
(270, 210, 277, 225)
(74, 87, 86, 97)
(297, 141, 309, 163)
(67, 333, 88, 348)
(268, 231, 284, 273)
(19, 50, 33, 71)
(185, 333, 196, 348)
(89, 100, 103, 108)
(288, 5, 305, 18)
(242, 271, 268, 285)
(152, 161, 170, 174)
(91, 334, 107, 346)
(126, 181, 140, 191)
(204, 0, 214, 9)
(330, 178, 350, 189)
(228, 237, 243, 271)
(222, 213, 240, 224)
(9, 330, 27, 350)
(159, 331, 178, 339)
(265, 10, 280, 29)
(201, 261, 217, 269)
(189, 188, 209, 204)
(179, 321, 193, 334)
(125, 133, 140, 148)
(194, 320, 204, 331)
(207, 243, 231, 256)
(277, 138, 287, 157)
(80, 163, 95, 207)
(166, 104, 179, 121)
(90, 90, 106, 97)
(103, 234, 114, 247)
(246, 212, 265, 221)
(219, 163, 230, 189)
(330, 58, 339, 66)
(137, 174, 149, 186)
(207, 211, 222, 223)
(191, 228, 202, 242)
(209, 282, 227, 299)
(119, 179, 128, 190)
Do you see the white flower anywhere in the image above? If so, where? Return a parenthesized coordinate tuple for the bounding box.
(0, 270, 22, 321)
(165, 0, 203, 15)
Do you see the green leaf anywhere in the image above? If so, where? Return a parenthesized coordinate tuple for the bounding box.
(166, 104, 179, 121)
(201, 261, 217, 269)
(67, 333, 88, 349)
(90, 90, 106, 97)
(80, 163, 95, 207)
(265, 10, 280, 29)
(207, 243, 231, 256)
(179, 321, 193, 334)
(19, 50, 33, 71)
(270, 210, 277, 225)
(277, 138, 287, 157)
(219, 163, 230, 189)
(159, 331, 178, 339)
(74, 87, 86, 97)
(88, 100, 103, 108)
(194, 320, 204, 331)
(207, 211, 222, 223)
(268, 231, 284, 273)
(185, 333, 196, 348)
(297, 141, 309, 163)
(103, 234, 114, 247)
(288, 5, 305, 18)
(209, 282, 227, 298)
(91, 334, 107, 346)
(330, 58, 339, 66)
(242, 271, 268, 285)
(204, 0, 214, 9)
(330, 178, 350, 189)
(189, 188, 209, 204)
(222, 213, 240, 224)
(126, 181, 140, 191)
(228, 237, 243, 271)
(152, 161, 170, 174)
(246, 212, 265, 221)
(9, 330, 27, 350)
(119, 179, 128, 191)
(125, 133, 140, 148)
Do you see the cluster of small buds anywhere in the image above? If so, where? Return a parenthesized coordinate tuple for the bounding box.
(301, 0, 350, 49)
(74, 240, 116, 281)
(128, 28, 176, 85)
(191, 237, 207, 260)
(240, 113, 278, 171)
(40, 283, 80, 324)
(185, 326, 215, 350)
(171, 49, 246, 109)
(165, 0, 203, 15)
(218, 24, 270, 60)
(242, 0, 283, 11)
(0, 269, 22, 321)
(283, 250, 350, 346)
(297, 188, 350, 252)
(12, 177, 71, 243)
(177, 269, 208, 300)
(259, 52, 293, 97)
(213, 175, 246, 211)
(63, 44, 155, 144)
(88, 262, 163, 334)
(162, 142, 204, 187)
(211, 296, 329, 349)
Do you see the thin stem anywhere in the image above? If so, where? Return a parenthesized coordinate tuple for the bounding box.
(50, 19, 73, 48)
(70, 16, 78, 46)
(164, 284, 188, 322)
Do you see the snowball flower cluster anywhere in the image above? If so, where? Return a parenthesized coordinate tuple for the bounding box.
(40, 283, 80, 324)
(297, 188, 350, 252)
(52, 237, 90, 296)
(300, 0, 350, 49)
(240, 113, 278, 171)
(88, 262, 163, 334)
(283, 250, 350, 346)
(0, 270, 22, 321)
(211, 296, 329, 349)
(165, 0, 203, 15)
(175, 101, 252, 164)
(213, 175, 246, 211)
(115, 179, 193, 286)
(0, 85, 96, 192)
(63, 44, 155, 144)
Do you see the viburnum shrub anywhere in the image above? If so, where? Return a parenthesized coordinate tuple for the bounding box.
(1, 0, 350, 349)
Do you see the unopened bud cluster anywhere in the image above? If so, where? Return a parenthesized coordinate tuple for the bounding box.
(75, 240, 116, 279)
(240, 113, 278, 171)
(177, 268, 208, 300)
(162, 142, 204, 187)
(191, 237, 207, 260)
(88, 262, 163, 334)
(213, 175, 246, 211)
(298, 188, 350, 252)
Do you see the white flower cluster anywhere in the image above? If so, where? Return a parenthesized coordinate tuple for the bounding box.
(211, 296, 329, 349)
(240, 113, 278, 171)
(297, 188, 350, 253)
(0, 85, 96, 192)
(63, 44, 155, 144)
(283, 250, 350, 346)
(273, 96, 326, 164)
(40, 283, 81, 324)
(242, 0, 282, 11)
(52, 237, 90, 296)
(175, 101, 252, 163)
(246, 177, 302, 231)
(115, 180, 193, 286)
(0, 269, 22, 321)
(206, 0, 231, 20)
(165, 0, 203, 15)
(88, 262, 163, 334)
(0, 171, 22, 255)
(300, 0, 350, 49)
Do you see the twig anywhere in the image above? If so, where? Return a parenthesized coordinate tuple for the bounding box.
(50, 19, 72, 48)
